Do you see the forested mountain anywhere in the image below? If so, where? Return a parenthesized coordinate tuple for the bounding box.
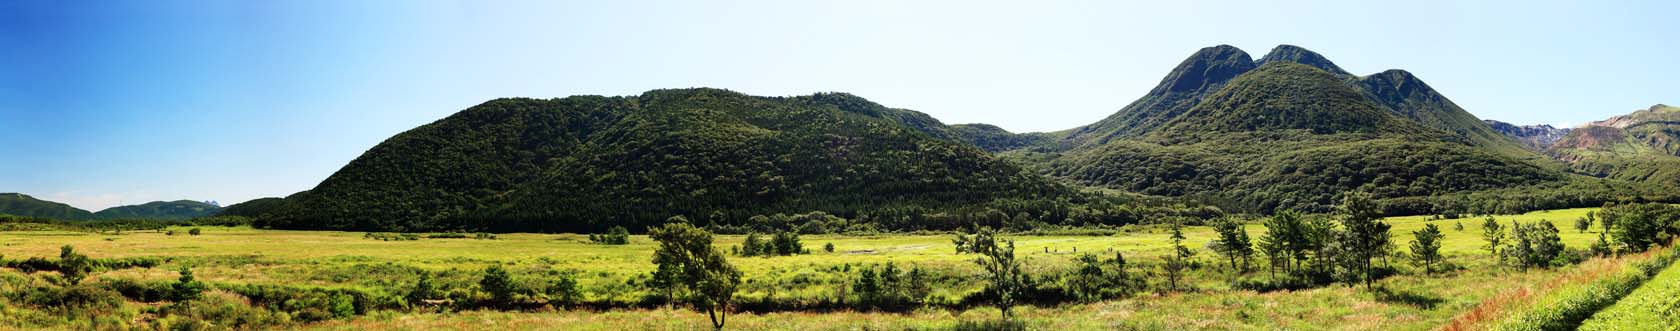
(1044, 59, 1562, 213)
(0, 193, 94, 220)
(1544, 104, 1680, 184)
(92, 200, 221, 220)
(259, 89, 1123, 232)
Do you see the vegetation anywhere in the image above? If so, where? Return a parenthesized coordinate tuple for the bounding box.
(589, 226, 631, 245)
(650, 220, 741, 329)
(1410, 223, 1444, 274)
(953, 226, 1027, 321)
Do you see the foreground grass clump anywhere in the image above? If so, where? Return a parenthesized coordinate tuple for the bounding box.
(1444, 245, 1677, 331)
(1578, 253, 1680, 330)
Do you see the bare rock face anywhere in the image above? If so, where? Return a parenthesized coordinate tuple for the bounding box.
(1484, 120, 1572, 151)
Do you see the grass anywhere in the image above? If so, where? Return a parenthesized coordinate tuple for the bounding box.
(0, 208, 1635, 330)
(1578, 250, 1680, 330)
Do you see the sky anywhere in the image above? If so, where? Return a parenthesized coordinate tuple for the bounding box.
(1, 0, 1676, 211)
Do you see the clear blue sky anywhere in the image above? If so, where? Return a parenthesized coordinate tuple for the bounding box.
(2, 0, 1675, 210)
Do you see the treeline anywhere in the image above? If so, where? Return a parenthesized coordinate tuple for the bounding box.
(0, 214, 250, 232)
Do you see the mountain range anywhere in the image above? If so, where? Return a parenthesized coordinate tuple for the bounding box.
(0, 193, 223, 220)
(10, 45, 1670, 231)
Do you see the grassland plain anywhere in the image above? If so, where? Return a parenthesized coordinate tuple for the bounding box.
(0, 208, 1617, 330)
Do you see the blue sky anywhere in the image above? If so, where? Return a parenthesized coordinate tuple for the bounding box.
(1, 0, 1675, 210)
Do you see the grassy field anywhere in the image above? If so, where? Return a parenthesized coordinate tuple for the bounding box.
(0, 208, 1628, 330)
(1578, 251, 1680, 330)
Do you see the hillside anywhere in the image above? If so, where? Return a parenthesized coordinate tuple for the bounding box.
(1043, 47, 1566, 213)
(215, 197, 286, 218)
(0, 193, 94, 220)
(92, 200, 221, 220)
(259, 89, 1087, 232)
(1546, 104, 1680, 184)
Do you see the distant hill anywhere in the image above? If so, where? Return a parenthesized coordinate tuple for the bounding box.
(0, 193, 94, 220)
(216, 197, 286, 218)
(1544, 104, 1680, 184)
(260, 89, 1077, 232)
(93, 200, 221, 220)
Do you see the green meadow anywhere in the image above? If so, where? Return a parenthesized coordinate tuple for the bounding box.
(3, 208, 1650, 330)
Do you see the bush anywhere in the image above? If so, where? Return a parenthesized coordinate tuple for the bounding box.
(187, 228, 202, 236)
(589, 226, 631, 245)
(479, 264, 519, 307)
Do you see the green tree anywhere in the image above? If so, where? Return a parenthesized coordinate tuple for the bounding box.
(1454, 221, 1465, 232)
(1575, 216, 1592, 234)
(1481, 217, 1505, 263)
(953, 226, 1027, 321)
(1162, 220, 1195, 291)
(545, 271, 583, 308)
(771, 231, 802, 255)
(172, 266, 207, 302)
(740, 233, 765, 257)
(57, 245, 93, 285)
(1212, 217, 1254, 275)
(1338, 192, 1390, 290)
(407, 272, 439, 307)
(650, 220, 741, 329)
(1409, 223, 1444, 274)
(479, 264, 518, 307)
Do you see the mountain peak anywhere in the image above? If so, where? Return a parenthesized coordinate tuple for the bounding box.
(1149, 45, 1257, 95)
(1257, 45, 1350, 76)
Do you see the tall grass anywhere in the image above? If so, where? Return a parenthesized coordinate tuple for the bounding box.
(1578, 252, 1680, 330)
(1443, 244, 1677, 331)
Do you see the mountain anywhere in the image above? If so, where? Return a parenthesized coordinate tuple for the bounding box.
(259, 89, 1076, 232)
(216, 197, 286, 218)
(1546, 104, 1680, 183)
(1040, 46, 1565, 213)
(93, 200, 222, 220)
(0, 193, 94, 220)
(1485, 120, 1571, 151)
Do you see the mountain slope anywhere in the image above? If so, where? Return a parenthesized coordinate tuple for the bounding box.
(93, 200, 221, 220)
(1046, 55, 1563, 213)
(216, 197, 286, 218)
(261, 89, 1074, 232)
(0, 193, 94, 220)
(1547, 104, 1680, 184)
(1062, 45, 1258, 146)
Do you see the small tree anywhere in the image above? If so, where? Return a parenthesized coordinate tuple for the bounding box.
(545, 271, 583, 308)
(172, 267, 207, 302)
(824, 242, 835, 253)
(591, 226, 631, 245)
(407, 272, 439, 307)
(771, 231, 802, 255)
(651, 220, 741, 329)
(1454, 221, 1465, 232)
(1409, 223, 1444, 274)
(479, 264, 518, 307)
(188, 228, 202, 236)
(58, 245, 93, 285)
(740, 233, 765, 257)
(1481, 217, 1505, 263)
(1575, 217, 1592, 234)
(1162, 220, 1194, 291)
(954, 227, 1027, 321)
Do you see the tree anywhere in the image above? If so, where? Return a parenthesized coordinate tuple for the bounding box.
(650, 220, 741, 329)
(740, 233, 765, 257)
(1212, 218, 1254, 275)
(1575, 216, 1592, 234)
(590, 226, 631, 245)
(407, 272, 439, 307)
(953, 227, 1027, 321)
(1338, 192, 1390, 290)
(479, 264, 518, 307)
(188, 228, 202, 236)
(1454, 221, 1464, 232)
(770, 231, 802, 255)
(1162, 220, 1195, 291)
(545, 271, 583, 308)
(1607, 203, 1678, 253)
(58, 245, 93, 285)
(1506, 221, 1564, 270)
(1481, 217, 1505, 263)
(1409, 224, 1444, 274)
(172, 267, 207, 302)
(824, 242, 835, 253)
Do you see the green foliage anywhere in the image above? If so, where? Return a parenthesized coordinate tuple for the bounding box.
(850, 262, 929, 310)
(1579, 253, 1680, 330)
(57, 245, 93, 285)
(650, 220, 741, 329)
(543, 270, 583, 308)
(1602, 203, 1680, 253)
(1409, 223, 1444, 274)
(187, 228, 201, 236)
(1211, 217, 1254, 274)
(216, 197, 285, 218)
(823, 242, 835, 253)
(0, 193, 95, 220)
(954, 227, 1027, 320)
(588, 226, 631, 245)
(478, 264, 518, 308)
(406, 272, 439, 308)
(1483, 217, 1506, 261)
(1338, 192, 1391, 290)
(92, 200, 221, 220)
(1498, 248, 1678, 331)
(259, 89, 1081, 233)
(1162, 220, 1195, 291)
(1505, 221, 1566, 270)
(171, 267, 206, 302)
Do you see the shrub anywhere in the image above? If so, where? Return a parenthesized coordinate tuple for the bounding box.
(589, 226, 631, 245)
(479, 264, 518, 307)
(171, 267, 207, 302)
(187, 228, 202, 236)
